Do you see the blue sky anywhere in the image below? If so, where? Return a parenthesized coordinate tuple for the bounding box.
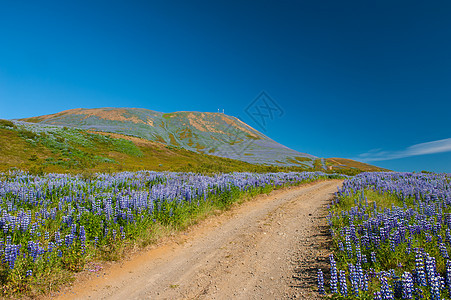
(0, 1, 450, 172)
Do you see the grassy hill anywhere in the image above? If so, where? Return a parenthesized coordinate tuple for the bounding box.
(325, 157, 389, 173)
(0, 119, 310, 174)
(21, 107, 317, 167)
(1, 117, 387, 175)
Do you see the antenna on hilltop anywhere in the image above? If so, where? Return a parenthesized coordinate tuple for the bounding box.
(222, 109, 224, 114)
(217, 108, 220, 113)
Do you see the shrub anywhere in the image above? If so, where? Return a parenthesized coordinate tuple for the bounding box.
(0, 119, 16, 128)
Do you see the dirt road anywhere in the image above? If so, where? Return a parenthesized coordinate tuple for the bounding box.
(57, 180, 342, 300)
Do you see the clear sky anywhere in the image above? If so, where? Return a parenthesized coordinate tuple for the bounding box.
(1, 1, 450, 172)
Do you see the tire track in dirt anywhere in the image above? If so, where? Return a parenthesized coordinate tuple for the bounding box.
(55, 180, 342, 300)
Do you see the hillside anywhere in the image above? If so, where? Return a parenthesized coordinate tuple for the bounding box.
(325, 157, 390, 172)
(0, 119, 307, 174)
(21, 107, 317, 167)
(0, 117, 386, 174)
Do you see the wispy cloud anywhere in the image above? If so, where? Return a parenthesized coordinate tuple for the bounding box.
(355, 138, 451, 162)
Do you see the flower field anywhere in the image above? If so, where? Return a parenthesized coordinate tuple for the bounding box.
(322, 172, 451, 299)
(0, 170, 334, 296)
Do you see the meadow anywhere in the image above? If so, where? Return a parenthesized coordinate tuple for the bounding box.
(320, 172, 451, 299)
(0, 169, 338, 297)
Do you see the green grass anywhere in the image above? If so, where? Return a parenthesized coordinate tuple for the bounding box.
(0, 124, 145, 173)
(0, 119, 16, 128)
(294, 156, 313, 162)
(162, 113, 175, 119)
(287, 157, 311, 165)
(110, 138, 143, 157)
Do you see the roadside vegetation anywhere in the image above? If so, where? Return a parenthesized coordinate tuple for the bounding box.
(319, 172, 451, 299)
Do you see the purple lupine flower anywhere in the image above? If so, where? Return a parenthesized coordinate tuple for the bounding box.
(338, 241, 344, 252)
(380, 276, 394, 299)
(348, 264, 359, 296)
(389, 232, 396, 252)
(439, 242, 449, 259)
(355, 245, 362, 262)
(362, 254, 367, 264)
(120, 226, 125, 239)
(402, 272, 413, 299)
(405, 240, 411, 255)
(329, 254, 338, 293)
(27, 241, 39, 262)
(446, 260, 451, 293)
(415, 251, 427, 286)
(345, 234, 352, 258)
(362, 272, 369, 291)
(4, 241, 20, 270)
(446, 229, 451, 244)
(317, 269, 325, 295)
(371, 251, 377, 264)
(55, 231, 62, 247)
(373, 291, 382, 300)
(79, 225, 86, 253)
(339, 269, 348, 296)
(430, 275, 441, 300)
(356, 260, 364, 289)
(65, 233, 75, 248)
(425, 254, 437, 286)
(48, 242, 55, 253)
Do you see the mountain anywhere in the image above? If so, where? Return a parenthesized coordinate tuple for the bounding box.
(0, 119, 296, 174)
(17, 107, 388, 173)
(21, 107, 317, 168)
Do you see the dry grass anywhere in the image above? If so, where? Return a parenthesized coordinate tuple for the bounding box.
(326, 157, 388, 171)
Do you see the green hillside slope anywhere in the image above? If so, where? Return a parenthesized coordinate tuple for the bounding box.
(0, 120, 307, 174)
